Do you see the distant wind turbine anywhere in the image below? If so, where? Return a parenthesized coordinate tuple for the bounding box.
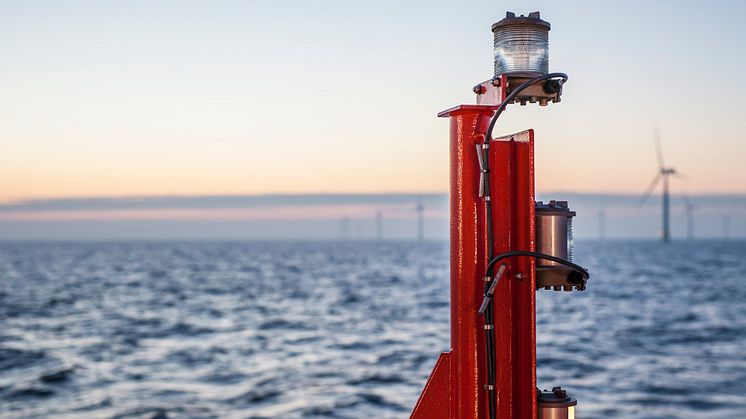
(639, 125, 688, 242)
(416, 200, 424, 242)
(375, 210, 383, 241)
(597, 208, 606, 240)
(683, 195, 695, 240)
(340, 217, 351, 240)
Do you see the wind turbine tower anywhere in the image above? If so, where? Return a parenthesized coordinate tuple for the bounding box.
(416, 200, 424, 242)
(376, 210, 383, 241)
(640, 126, 687, 242)
(340, 217, 351, 240)
(683, 196, 695, 240)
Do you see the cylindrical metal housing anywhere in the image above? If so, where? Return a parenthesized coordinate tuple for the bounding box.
(535, 200, 575, 267)
(492, 11, 550, 77)
(537, 387, 577, 419)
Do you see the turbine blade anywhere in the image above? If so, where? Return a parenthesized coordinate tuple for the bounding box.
(654, 123, 665, 169)
(672, 172, 689, 181)
(639, 173, 662, 207)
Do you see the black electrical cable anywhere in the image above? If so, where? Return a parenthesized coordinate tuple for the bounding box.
(481, 144, 497, 419)
(485, 250, 590, 279)
(478, 251, 589, 316)
(480, 72, 569, 419)
(485, 72, 568, 144)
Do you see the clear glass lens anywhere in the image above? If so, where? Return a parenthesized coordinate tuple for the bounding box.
(493, 26, 549, 75)
(494, 40, 549, 73)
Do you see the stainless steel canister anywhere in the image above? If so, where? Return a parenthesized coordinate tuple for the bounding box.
(535, 200, 575, 267)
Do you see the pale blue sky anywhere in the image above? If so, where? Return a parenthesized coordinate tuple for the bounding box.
(1, 0, 745, 202)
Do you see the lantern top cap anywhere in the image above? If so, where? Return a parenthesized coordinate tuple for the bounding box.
(491, 11, 551, 32)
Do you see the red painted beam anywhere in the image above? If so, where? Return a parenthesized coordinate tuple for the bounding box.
(411, 102, 537, 418)
(489, 129, 537, 419)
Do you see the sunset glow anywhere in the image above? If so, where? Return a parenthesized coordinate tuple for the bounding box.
(1, 1, 745, 204)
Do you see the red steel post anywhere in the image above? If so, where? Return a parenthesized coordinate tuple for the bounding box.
(488, 128, 537, 419)
(411, 101, 537, 418)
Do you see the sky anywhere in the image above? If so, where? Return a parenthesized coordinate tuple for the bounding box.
(1, 1, 745, 239)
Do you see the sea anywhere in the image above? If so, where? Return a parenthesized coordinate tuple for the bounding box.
(0, 240, 744, 418)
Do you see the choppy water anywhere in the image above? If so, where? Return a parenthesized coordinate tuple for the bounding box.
(0, 240, 744, 418)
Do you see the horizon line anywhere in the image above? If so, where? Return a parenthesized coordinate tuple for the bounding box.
(5, 190, 746, 203)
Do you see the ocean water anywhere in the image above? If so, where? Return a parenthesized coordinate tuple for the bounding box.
(0, 240, 744, 418)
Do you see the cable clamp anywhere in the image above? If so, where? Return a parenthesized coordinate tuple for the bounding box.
(475, 145, 488, 197)
(483, 276, 492, 282)
(483, 324, 493, 330)
(484, 196, 491, 201)
(480, 143, 490, 150)
(484, 384, 494, 391)
(478, 264, 508, 314)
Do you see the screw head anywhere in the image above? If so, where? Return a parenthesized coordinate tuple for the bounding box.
(552, 387, 567, 398)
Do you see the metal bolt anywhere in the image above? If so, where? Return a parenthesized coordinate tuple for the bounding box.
(473, 85, 485, 94)
(515, 273, 523, 281)
(552, 387, 567, 398)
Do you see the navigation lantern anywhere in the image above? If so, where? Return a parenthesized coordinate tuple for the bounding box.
(492, 11, 551, 77)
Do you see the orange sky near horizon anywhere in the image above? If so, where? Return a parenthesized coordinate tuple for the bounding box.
(2, 1, 745, 203)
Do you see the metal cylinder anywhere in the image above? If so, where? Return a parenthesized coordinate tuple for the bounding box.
(537, 387, 577, 419)
(535, 201, 575, 267)
(492, 11, 550, 77)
